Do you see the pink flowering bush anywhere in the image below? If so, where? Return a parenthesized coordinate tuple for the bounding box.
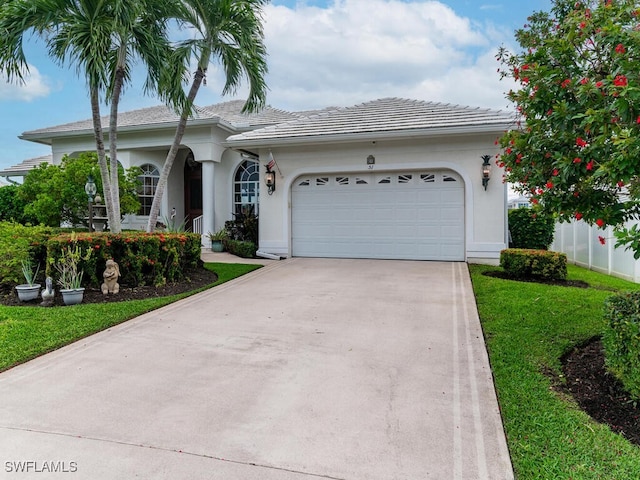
(497, 0, 640, 257)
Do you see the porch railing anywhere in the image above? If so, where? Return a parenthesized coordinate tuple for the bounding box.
(192, 215, 203, 235)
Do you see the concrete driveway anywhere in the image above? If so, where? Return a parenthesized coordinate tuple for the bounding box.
(0, 258, 513, 479)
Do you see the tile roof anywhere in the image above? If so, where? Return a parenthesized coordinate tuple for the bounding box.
(0, 155, 52, 177)
(226, 98, 515, 145)
(21, 100, 300, 138)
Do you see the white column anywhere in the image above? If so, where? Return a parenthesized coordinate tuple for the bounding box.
(202, 160, 215, 246)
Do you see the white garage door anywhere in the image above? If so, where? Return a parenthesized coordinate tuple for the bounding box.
(292, 170, 465, 261)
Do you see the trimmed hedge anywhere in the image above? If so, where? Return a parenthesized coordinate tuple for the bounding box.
(603, 291, 640, 400)
(500, 248, 567, 280)
(508, 208, 555, 250)
(46, 232, 201, 287)
(0, 222, 54, 288)
(223, 239, 257, 258)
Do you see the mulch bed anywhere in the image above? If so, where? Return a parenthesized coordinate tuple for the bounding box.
(0, 267, 218, 307)
(483, 269, 640, 445)
(482, 270, 590, 288)
(561, 338, 640, 446)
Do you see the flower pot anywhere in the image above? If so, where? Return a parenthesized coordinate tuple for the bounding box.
(15, 284, 41, 302)
(60, 288, 85, 306)
(211, 240, 224, 252)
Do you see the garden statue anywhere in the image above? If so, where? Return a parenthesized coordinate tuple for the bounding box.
(41, 277, 55, 306)
(101, 259, 120, 294)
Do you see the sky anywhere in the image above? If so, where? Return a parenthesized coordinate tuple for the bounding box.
(0, 0, 553, 172)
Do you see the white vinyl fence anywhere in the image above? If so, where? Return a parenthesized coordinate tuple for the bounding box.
(552, 220, 640, 283)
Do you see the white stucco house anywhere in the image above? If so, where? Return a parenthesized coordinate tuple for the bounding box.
(3, 97, 513, 264)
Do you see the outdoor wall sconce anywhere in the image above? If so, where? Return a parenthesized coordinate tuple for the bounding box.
(481, 155, 492, 191)
(265, 166, 276, 195)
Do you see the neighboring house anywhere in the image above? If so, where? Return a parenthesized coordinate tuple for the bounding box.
(0, 154, 52, 183)
(4, 97, 513, 264)
(507, 195, 531, 210)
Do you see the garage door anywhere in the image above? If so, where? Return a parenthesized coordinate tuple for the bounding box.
(291, 170, 465, 260)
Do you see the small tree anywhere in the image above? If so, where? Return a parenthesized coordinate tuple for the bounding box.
(19, 153, 141, 228)
(497, 0, 640, 257)
(0, 185, 33, 224)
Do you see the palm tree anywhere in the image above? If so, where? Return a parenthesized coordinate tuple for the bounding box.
(0, 0, 186, 233)
(145, 0, 268, 232)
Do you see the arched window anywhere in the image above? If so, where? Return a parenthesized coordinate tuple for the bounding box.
(234, 160, 260, 216)
(137, 164, 160, 216)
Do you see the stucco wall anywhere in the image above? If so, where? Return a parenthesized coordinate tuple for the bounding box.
(254, 133, 507, 263)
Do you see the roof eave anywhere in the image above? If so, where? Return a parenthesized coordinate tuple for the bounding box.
(224, 121, 515, 149)
(20, 117, 239, 144)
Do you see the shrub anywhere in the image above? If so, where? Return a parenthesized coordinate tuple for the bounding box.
(225, 206, 258, 245)
(46, 232, 201, 287)
(508, 208, 555, 250)
(499, 248, 567, 280)
(223, 239, 257, 258)
(0, 222, 53, 288)
(603, 291, 640, 401)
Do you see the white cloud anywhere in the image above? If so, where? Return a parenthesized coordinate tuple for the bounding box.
(0, 66, 51, 101)
(239, 0, 513, 111)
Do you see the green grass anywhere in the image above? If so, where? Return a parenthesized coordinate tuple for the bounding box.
(0, 262, 261, 372)
(470, 263, 640, 479)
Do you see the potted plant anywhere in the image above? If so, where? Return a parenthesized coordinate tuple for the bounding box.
(15, 259, 41, 302)
(207, 229, 227, 252)
(54, 234, 92, 306)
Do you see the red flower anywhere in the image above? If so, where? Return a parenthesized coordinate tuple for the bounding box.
(615, 43, 626, 54)
(573, 157, 582, 164)
(637, 115, 640, 124)
(586, 160, 594, 171)
(94, 245, 100, 250)
(561, 78, 571, 88)
(614, 75, 628, 87)
(575, 212, 583, 220)
(580, 78, 589, 85)
(596, 218, 605, 228)
(618, 181, 625, 187)
(531, 198, 539, 205)
(599, 236, 606, 245)
(596, 81, 604, 88)
(576, 137, 588, 147)
(546, 181, 554, 189)
(553, 169, 559, 176)
(505, 147, 512, 154)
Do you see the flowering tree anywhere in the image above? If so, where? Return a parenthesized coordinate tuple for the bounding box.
(497, 0, 640, 256)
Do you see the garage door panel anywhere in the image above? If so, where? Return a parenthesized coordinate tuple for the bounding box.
(292, 170, 465, 261)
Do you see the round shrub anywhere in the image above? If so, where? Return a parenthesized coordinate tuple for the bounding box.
(500, 248, 567, 280)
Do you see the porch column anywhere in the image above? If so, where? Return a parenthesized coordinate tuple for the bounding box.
(202, 160, 215, 247)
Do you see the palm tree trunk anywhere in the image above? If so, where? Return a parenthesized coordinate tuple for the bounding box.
(90, 86, 117, 230)
(108, 64, 126, 234)
(146, 62, 208, 232)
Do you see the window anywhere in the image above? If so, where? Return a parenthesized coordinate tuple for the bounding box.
(137, 164, 160, 216)
(234, 160, 260, 215)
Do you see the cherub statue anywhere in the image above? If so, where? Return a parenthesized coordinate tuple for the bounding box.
(101, 259, 120, 295)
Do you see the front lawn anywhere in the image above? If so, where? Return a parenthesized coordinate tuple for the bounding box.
(470, 263, 640, 479)
(0, 262, 261, 372)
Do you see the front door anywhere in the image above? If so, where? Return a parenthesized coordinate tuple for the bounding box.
(184, 155, 202, 232)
